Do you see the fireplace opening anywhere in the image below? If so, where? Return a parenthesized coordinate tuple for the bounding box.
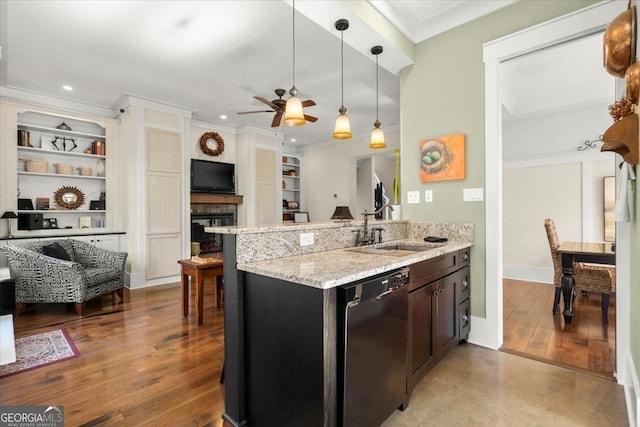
(191, 213, 234, 254)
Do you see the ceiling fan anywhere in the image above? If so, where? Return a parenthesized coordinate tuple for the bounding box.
(237, 89, 317, 127)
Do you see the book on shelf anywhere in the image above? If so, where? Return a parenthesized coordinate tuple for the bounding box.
(92, 140, 106, 155)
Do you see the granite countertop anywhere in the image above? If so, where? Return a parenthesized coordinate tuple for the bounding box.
(237, 238, 472, 289)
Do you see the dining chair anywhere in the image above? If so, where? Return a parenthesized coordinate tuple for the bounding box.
(544, 218, 616, 322)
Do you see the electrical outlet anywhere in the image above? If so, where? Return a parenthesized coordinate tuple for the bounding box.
(533, 257, 540, 266)
(300, 232, 314, 246)
(424, 190, 433, 202)
(407, 190, 420, 204)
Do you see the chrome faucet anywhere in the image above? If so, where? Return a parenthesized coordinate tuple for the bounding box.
(357, 204, 394, 245)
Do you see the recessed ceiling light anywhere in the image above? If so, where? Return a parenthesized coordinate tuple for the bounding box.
(290, 138, 296, 142)
(62, 85, 73, 91)
(220, 115, 227, 120)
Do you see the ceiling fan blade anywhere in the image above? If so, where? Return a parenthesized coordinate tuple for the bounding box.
(304, 114, 318, 123)
(254, 96, 278, 110)
(301, 100, 316, 107)
(237, 110, 274, 115)
(271, 112, 283, 127)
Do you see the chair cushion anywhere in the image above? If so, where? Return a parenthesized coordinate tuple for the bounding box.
(84, 267, 122, 284)
(42, 242, 71, 261)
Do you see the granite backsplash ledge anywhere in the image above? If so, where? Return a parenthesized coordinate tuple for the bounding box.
(231, 221, 473, 264)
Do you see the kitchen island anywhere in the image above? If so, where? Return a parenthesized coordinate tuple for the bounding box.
(208, 220, 473, 427)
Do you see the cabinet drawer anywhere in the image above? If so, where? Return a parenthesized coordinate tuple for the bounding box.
(456, 266, 470, 304)
(409, 252, 457, 291)
(459, 298, 470, 342)
(459, 248, 470, 266)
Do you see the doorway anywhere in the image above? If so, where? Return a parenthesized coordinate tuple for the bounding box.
(483, 0, 631, 386)
(498, 32, 617, 377)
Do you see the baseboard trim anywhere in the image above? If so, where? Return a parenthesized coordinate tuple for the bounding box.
(624, 350, 639, 427)
(467, 315, 502, 350)
(503, 264, 552, 284)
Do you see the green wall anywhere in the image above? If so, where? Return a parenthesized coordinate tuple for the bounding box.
(399, 0, 600, 317)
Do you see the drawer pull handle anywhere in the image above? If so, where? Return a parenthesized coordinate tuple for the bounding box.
(462, 279, 468, 290)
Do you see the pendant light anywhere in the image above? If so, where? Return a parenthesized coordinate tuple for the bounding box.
(369, 45, 386, 149)
(284, 0, 305, 127)
(333, 19, 351, 139)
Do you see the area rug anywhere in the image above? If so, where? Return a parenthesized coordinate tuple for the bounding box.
(0, 328, 79, 378)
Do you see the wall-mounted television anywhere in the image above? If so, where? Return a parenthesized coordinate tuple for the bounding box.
(190, 159, 235, 194)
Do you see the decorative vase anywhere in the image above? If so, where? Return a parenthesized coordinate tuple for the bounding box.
(390, 204, 402, 220)
(97, 159, 106, 177)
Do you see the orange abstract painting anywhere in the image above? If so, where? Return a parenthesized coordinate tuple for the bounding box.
(419, 133, 466, 182)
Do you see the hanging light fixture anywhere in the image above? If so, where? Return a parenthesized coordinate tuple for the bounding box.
(284, 0, 305, 126)
(333, 19, 351, 139)
(369, 45, 386, 149)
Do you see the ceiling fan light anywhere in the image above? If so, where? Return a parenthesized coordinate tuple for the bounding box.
(284, 96, 305, 126)
(369, 121, 386, 149)
(333, 107, 352, 139)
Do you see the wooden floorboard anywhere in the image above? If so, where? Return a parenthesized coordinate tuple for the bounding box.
(0, 282, 229, 427)
(501, 279, 616, 379)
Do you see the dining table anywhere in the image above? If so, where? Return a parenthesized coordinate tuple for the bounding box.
(556, 241, 615, 324)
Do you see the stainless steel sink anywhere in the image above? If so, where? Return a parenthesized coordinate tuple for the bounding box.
(377, 243, 441, 251)
(345, 242, 444, 256)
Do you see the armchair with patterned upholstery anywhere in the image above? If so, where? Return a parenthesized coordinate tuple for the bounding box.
(1, 239, 127, 316)
(544, 218, 616, 322)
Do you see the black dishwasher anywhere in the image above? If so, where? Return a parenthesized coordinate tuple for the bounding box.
(338, 267, 410, 427)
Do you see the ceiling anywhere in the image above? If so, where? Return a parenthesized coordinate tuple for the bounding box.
(0, 0, 515, 150)
(0, 1, 613, 151)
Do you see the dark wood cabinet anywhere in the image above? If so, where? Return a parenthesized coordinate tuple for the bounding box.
(409, 282, 436, 378)
(408, 249, 471, 396)
(435, 273, 458, 360)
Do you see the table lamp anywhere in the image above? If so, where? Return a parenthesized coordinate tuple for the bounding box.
(1, 211, 18, 238)
(330, 206, 354, 221)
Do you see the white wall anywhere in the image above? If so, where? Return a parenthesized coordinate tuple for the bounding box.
(502, 102, 612, 159)
(503, 157, 614, 283)
(301, 128, 400, 222)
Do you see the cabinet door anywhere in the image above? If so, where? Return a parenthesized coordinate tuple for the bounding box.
(74, 234, 119, 251)
(435, 273, 458, 360)
(408, 282, 435, 392)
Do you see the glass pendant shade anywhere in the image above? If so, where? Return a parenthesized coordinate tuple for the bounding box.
(333, 107, 352, 139)
(333, 19, 351, 140)
(369, 121, 386, 149)
(284, 95, 305, 126)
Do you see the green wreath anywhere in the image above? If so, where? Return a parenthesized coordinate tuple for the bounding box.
(199, 131, 225, 156)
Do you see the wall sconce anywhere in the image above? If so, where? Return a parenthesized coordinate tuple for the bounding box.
(370, 46, 386, 149)
(333, 19, 352, 140)
(1, 211, 18, 238)
(330, 206, 354, 221)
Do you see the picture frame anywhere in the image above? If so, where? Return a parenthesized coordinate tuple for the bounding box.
(36, 197, 50, 210)
(79, 216, 91, 229)
(18, 198, 34, 210)
(603, 176, 615, 242)
(293, 212, 309, 223)
(287, 200, 299, 210)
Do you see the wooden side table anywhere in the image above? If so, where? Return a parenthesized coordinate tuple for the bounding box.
(178, 258, 223, 325)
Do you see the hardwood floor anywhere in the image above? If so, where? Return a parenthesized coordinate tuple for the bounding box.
(1, 279, 626, 426)
(501, 278, 616, 379)
(0, 282, 228, 426)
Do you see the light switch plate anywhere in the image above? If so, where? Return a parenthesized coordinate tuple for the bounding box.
(407, 190, 420, 204)
(300, 232, 314, 246)
(463, 188, 484, 202)
(424, 190, 433, 202)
